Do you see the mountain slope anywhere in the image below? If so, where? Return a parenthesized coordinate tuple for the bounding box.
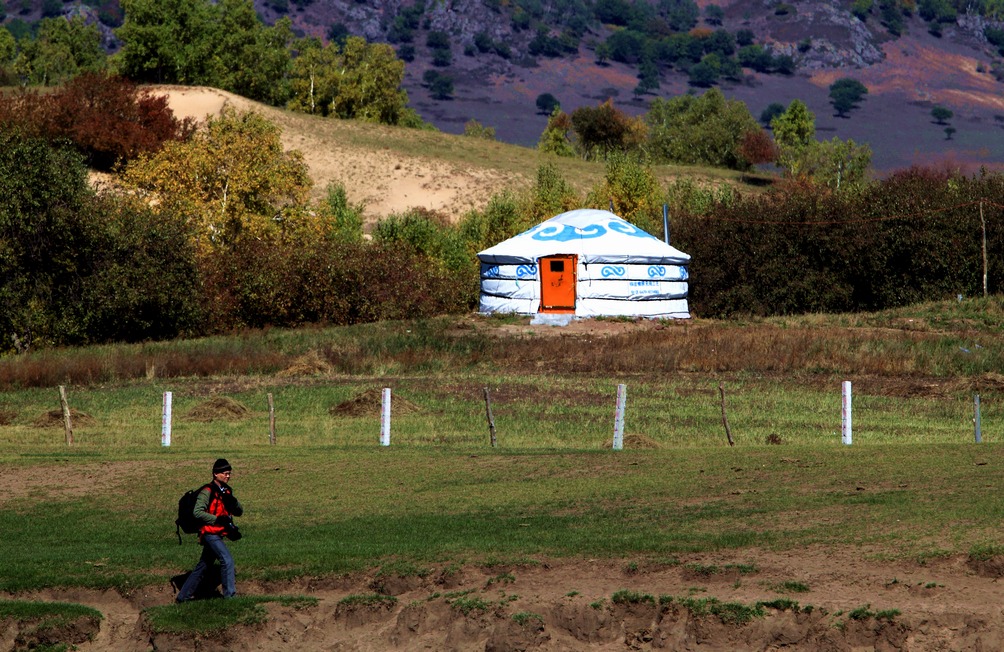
(257, 0, 1004, 173)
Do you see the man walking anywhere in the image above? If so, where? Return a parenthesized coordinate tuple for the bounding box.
(175, 458, 244, 602)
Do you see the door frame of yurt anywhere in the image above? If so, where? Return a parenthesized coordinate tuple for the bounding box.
(539, 254, 577, 313)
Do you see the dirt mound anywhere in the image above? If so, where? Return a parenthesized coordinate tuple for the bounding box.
(32, 409, 96, 428)
(329, 389, 422, 417)
(184, 397, 250, 422)
(276, 350, 332, 378)
(603, 433, 661, 449)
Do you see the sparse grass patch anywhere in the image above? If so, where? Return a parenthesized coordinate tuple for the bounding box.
(677, 596, 765, 624)
(611, 589, 656, 605)
(511, 611, 543, 627)
(144, 596, 314, 635)
(770, 580, 810, 593)
(447, 594, 492, 615)
(338, 594, 398, 607)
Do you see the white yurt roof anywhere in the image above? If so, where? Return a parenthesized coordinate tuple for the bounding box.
(477, 209, 691, 266)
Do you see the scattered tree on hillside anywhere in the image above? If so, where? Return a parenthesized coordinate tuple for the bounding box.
(427, 72, 454, 100)
(536, 93, 560, 115)
(931, 106, 953, 124)
(703, 4, 724, 25)
(122, 107, 313, 251)
(760, 102, 786, 127)
(828, 78, 868, 118)
(945, 126, 956, 139)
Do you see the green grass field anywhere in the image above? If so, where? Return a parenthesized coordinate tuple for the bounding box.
(1, 302, 1003, 596)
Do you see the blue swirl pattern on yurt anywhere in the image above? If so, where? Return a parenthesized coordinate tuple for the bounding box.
(530, 223, 605, 241)
(608, 220, 655, 239)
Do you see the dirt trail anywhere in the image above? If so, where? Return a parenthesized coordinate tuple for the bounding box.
(8, 547, 1004, 651)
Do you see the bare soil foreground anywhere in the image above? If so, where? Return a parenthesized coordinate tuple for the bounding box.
(5, 546, 1004, 651)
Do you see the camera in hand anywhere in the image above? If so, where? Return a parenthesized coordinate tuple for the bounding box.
(218, 515, 242, 541)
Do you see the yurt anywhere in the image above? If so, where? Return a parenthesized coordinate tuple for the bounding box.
(477, 209, 691, 318)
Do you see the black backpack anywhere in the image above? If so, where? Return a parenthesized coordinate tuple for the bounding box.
(175, 484, 213, 544)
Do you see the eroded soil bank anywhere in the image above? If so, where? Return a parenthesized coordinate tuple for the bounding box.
(5, 547, 1004, 651)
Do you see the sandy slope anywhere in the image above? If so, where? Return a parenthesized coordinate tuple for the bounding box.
(155, 85, 519, 224)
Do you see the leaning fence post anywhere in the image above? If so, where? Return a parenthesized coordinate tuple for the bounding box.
(612, 384, 626, 450)
(841, 381, 853, 445)
(380, 388, 391, 446)
(58, 385, 73, 446)
(718, 383, 734, 447)
(267, 393, 276, 445)
(483, 387, 497, 448)
(974, 394, 982, 443)
(161, 391, 172, 447)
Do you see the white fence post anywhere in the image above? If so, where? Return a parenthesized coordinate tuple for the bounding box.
(380, 388, 391, 446)
(841, 381, 852, 445)
(161, 391, 172, 447)
(613, 384, 626, 450)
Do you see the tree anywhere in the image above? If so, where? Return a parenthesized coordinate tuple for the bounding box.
(931, 106, 953, 124)
(210, 1, 293, 106)
(771, 99, 815, 176)
(116, 0, 216, 84)
(687, 58, 719, 87)
(537, 107, 575, 157)
(122, 107, 312, 251)
(287, 36, 410, 124)
(704, 4, 724, 25)
(646, 88, 761, 170)
(535, 92, 560, 115)
(428, 72, 454, 100)
(737, 128, 778, 167)
(117, 0, 290, 105)
(14, 16, 105, 86)
(570, 99, 646, 159)
(828, 78, 868, 117)
(801, 137, 872, 190)
(45, 72, 194, 171)
(945, 126, 956, 139)
(0, 131, 92, 350)
(760, 102, 786, 126)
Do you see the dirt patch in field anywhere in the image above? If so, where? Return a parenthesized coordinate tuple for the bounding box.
(184, 397, 251, 422)
(0, 409, 17, 426)
(32, 409, 96, 428)
(603, 433, 661, 449)
(12, 548, 1004, 651)
(329, 388, 422, 417)
(276, 349, 332, 378)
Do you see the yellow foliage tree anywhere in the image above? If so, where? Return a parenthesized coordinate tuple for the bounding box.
(122, 107, 313, 250)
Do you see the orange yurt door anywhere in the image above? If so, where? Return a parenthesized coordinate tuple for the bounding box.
(539, 255, 576, 313)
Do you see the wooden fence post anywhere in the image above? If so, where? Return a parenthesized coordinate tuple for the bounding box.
(483, 387, 497, 448)
(268, 393, 276, 445)
(58, 385, 73, 446)
(718, 383, 733, 447)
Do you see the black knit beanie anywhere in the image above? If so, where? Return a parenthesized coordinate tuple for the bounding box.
(213, 458, 232, 473)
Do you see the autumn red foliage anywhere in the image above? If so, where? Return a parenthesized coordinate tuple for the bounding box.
(0, 73, 194, 171)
